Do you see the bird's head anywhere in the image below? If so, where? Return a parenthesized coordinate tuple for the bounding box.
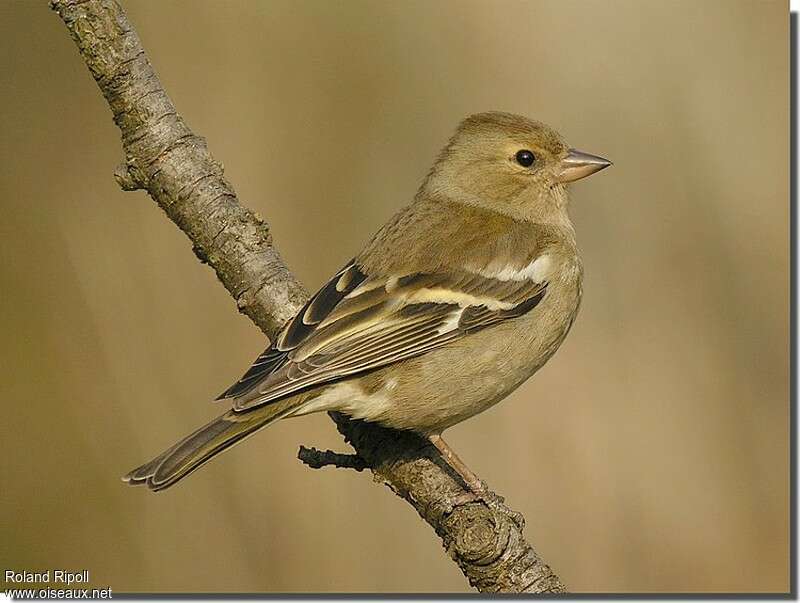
(420, 111, 611, 220)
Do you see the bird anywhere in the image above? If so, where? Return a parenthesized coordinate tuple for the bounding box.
(124, 111, 611, 492)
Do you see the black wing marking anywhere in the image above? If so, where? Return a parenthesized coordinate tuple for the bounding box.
(215, 260, 366, 400)
(458, 287, 547, 333)
(277, 261, 367, 351)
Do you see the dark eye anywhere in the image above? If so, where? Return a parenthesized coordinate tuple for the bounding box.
(515, 149, 536, 167)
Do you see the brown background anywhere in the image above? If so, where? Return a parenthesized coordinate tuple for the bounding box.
(0, 0, 789, 594)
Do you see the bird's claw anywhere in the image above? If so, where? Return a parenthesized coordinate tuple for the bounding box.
(448, 483, 500, 509)
(446, 487, 524, 527)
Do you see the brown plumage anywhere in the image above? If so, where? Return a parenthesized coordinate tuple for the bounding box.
(124, 111, 611, 491)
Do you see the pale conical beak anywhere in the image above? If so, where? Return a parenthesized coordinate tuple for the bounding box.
(555, 148, 612, 183)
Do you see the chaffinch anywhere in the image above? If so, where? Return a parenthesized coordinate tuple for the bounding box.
(125, 111, 611, 491)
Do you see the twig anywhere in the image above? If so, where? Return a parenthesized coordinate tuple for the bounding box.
(50, 0, 567, 593)
(298, 446, 368, 471)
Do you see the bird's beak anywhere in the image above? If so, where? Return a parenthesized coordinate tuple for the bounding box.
(555, 148, 612, 183)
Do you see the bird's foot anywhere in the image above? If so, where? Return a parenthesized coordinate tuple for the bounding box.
(448, 485, 524, 527)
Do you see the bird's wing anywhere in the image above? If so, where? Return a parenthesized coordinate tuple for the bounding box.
(215, 261, 366, 400)
(220, 259, 548, 412)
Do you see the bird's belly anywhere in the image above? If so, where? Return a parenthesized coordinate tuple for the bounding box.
(350, 281, 581, 434)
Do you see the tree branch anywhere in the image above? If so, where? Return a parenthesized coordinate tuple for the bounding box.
(50, 0, 567, 593)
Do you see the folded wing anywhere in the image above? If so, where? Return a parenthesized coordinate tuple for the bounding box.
(220, 259, 548, 412)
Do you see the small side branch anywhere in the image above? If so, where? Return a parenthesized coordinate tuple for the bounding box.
(298, 446, 368, 471)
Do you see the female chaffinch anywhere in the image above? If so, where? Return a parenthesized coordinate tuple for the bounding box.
(125, 111, 611, 492)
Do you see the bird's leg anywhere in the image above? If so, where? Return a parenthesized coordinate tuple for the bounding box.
(428, 434, 520, 521)
(428, 434, 486, 495)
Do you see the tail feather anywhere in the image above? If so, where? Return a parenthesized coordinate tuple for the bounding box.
(123, 397, 301, 491)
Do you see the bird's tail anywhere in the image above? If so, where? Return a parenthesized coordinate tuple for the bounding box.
(123, 396, 304, 491)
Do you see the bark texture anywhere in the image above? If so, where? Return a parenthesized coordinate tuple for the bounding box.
(50, 0, 567, 593)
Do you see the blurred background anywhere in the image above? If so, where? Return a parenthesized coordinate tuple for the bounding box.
(0, 0, 789, 594)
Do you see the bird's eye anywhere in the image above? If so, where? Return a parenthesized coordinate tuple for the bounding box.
(515, 150, 536, 167)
